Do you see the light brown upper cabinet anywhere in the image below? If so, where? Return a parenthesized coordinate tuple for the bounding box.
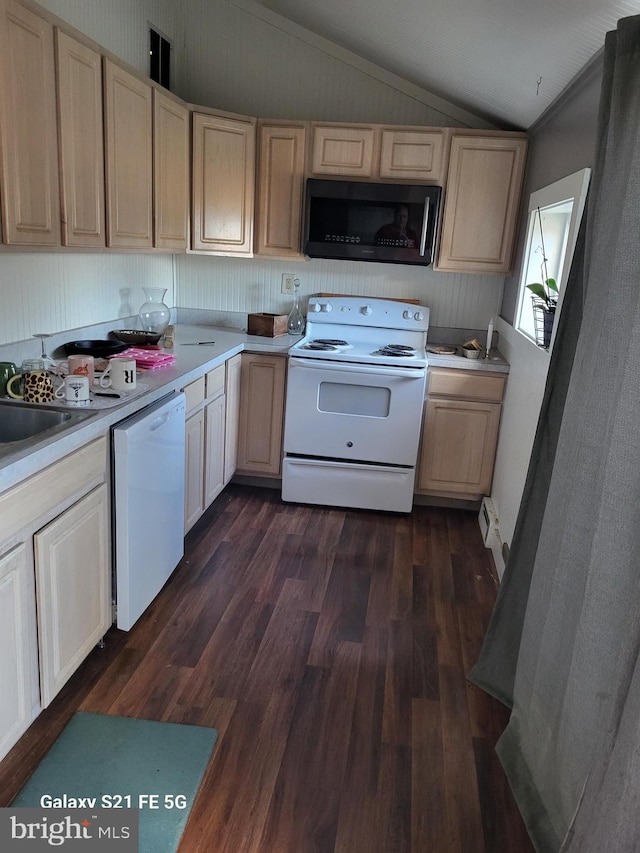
(379, 128, 448, 183)
(153, 89, 189, 251)
(255, 121, 307, 258)
(310, 123, 376, 178)
(55, 30, 105, 247)
(436, 132, 527, 274)
(192, 111, 256, 255)
(0, 0, 60, 246)
(103, 58, 153, 249)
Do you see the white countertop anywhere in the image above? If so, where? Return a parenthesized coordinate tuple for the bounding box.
(0, 325, 294, 492)
(0, 324, 509, 492)
(426, 346, 510, 372)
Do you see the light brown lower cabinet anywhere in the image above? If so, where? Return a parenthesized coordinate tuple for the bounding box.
(34, 484, 110, 707)
(0, 542, 34, 759)
(236, 353, 287, 476)
(184, 406, 206, 533)
(224, 354, 242, 483)
(0, 436, 110, 761)
(416, 368, 506, 499)
(183, 359, 240, 534)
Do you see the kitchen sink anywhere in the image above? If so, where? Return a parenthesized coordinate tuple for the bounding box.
(0, 400, 94, 451)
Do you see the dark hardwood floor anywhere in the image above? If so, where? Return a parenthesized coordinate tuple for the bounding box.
(0, 484, 534, 852)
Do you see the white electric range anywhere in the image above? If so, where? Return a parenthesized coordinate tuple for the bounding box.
(282, 296, 429, 513)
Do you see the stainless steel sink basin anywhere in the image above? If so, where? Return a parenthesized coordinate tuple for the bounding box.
(0, 400, 94, 450)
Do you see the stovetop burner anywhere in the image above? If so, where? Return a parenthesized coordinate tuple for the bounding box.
(373, 344, 417, 357)
(302, 338, 351, 352)
(384, 344, 415, 352)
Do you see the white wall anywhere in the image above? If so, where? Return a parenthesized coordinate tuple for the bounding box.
(0, 0, 500, 349)
(0, 254, 175, 345)
(176, 256, 504, 331)
(489, 319, 550, 574)
(489, 64, 601, 573)
(179, 0, 484, 127)
(36, 0, 185, 87)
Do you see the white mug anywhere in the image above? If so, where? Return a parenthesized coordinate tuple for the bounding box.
(100, 358, 137, 392)
(55, 374, 90, 406)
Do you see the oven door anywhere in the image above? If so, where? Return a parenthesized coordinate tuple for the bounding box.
(283, 357, 426, 466)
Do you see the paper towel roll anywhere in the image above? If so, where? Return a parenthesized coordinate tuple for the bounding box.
(486, 318, 494, 354)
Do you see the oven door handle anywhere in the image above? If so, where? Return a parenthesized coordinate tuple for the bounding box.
(289, 357, 425, 379)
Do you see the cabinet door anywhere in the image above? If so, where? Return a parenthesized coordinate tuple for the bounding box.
(255, 122, 306, 257)
(0, 0, 60, 246)
(192, 112, 255, 254)
(35, 484, 110, 708)
(154, 89, 189, 250)
(417, 398, 501, 497)
(0, 543, 35, 761)
(310, 124, 376, 178)
(379, 128, 447, 182)
(205, 394, 226, 508)
(184, 408, 205, 533)
(437, 134, 527, 274)
(224, 354, 242, 484)
(103, 58, 153, 248)
(55, 30, 105, 247)
(237, 354, 286, 476)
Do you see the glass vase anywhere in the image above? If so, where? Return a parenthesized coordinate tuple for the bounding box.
(287, 279, 305, 336)
(138, 287, 170, 334)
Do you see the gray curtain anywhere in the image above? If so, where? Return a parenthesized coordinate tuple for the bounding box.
(469, 15, 640, 853)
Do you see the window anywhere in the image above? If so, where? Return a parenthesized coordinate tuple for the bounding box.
(515, 168, 591, 350)
(149, 27, 171, 90)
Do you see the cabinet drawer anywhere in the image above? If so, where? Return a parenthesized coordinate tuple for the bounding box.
(428, 368, 505, 402)
(0, 437, 107, 543)
(206, 365, 225, 400)
(182, 376, 205, 413)
(310, 125, 376, 177)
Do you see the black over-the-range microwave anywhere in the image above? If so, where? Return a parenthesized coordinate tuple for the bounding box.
(304, 179, 442, 266)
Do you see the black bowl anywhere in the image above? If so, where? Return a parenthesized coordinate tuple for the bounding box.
(64, 339, 129, 358)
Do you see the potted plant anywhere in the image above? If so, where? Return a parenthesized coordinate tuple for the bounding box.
(527, 207, 558, 348)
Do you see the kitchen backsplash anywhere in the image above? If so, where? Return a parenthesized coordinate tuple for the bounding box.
(0, 251, 503, 351)
(175, 255, 504, 330)
(0, 253, 176, 348)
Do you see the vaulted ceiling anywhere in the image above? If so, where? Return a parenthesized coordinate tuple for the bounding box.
(248, 0, 640, 128)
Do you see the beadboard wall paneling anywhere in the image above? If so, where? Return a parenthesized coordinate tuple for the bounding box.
(37, 0, 185, 90)
(0, 0, 494, 351)
(181, 0, 468, 126)
(0, 254, 175, 345)
(175, 255, 503, 330)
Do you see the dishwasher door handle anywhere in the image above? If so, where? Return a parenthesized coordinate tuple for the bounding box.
(149, 412, 171, 432)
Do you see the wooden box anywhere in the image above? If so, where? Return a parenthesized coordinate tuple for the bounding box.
(247, 313, 288, 337)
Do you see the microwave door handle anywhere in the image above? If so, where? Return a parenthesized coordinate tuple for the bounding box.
(419, 197, 430, 257)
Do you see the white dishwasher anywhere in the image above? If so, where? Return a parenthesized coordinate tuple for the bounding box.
(112, 392, 186, 631)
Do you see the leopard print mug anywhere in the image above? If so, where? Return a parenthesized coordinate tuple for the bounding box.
(6, 369, 58, 403)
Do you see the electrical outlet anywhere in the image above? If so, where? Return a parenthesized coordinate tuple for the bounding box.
(281, 273, 295, 294)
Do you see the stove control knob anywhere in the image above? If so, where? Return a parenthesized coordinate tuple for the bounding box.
(414, 311, 424, 321)
(320, 302, 332, 313)
(361, 305, 373, 316)
(310, 302, 321, 313)
(403, 310, 412, 320)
